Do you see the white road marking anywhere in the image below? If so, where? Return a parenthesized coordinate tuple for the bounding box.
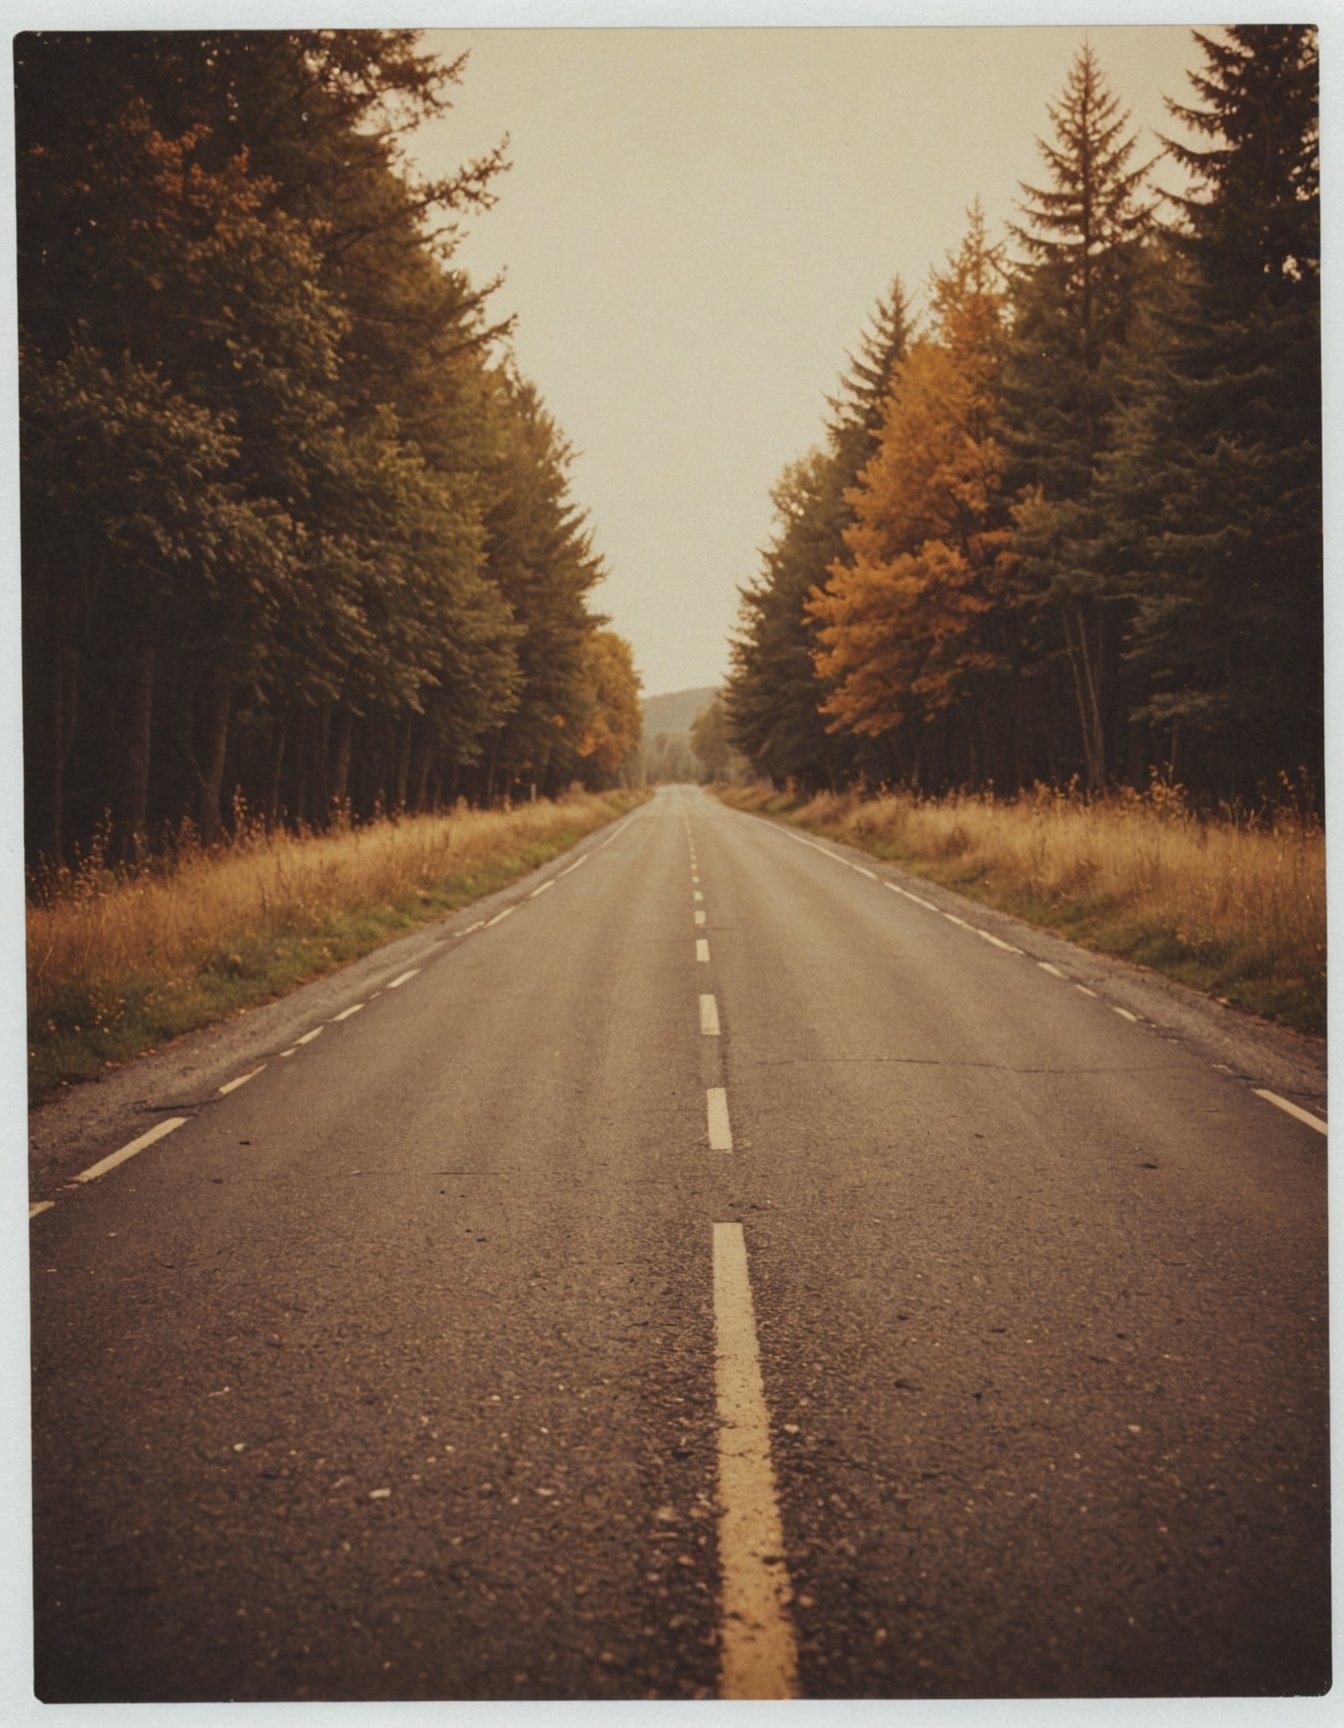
(852, 865, 878, 881)
(1112, 1006, 1140, 1023)
(700, 994, 721, 1036)
(530, 880, 556, 898)
(387, 969, 421, 989)
(712, 1222, 799, 1700)
(1254, 1090, 1328, 1136)
(30, 1201, 55, 1219)
(1037, 963, 1066, 979)
(697, 939, 711, 963)
(558, 853, 590, 878)
(695, 910, 707, 926)
(943, 913, 971, 929)
(593, 814, 636, 851)
(331, 1004, 365, 1023)
(295, 1026, 324, 1045)
(973, 928, 1022, 954)
(889, 885, 938, 910)
(73, 1116, 190, 1186)
(694, 890, 704, 902)
(1075, 985, 1098, 998)
(707, 1088, 734, 1151)
(218, 1065, 266, 1095)
(486, 906, 517, 927)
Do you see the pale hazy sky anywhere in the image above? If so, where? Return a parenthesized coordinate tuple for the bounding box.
(409, 23, 1212, 697)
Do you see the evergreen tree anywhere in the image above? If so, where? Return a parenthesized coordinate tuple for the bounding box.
(727, 282, 911, 790)
(1002, 44, 1155, 788)
(1117, 27, 1321, 798)
(16, 30, 610, 858)
(476, 370, 606, 801)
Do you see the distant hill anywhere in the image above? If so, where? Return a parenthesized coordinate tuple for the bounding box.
(643, 686, 720, 739)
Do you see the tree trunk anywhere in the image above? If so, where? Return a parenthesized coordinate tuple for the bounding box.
(267, 722, 287, 827)
(121, 638, 155, 861)
(1062, 600, 1106, 791)
(395, 713, 413, 811)
(48, 637, 79, 862)
(198, 678, 232, 847)
(294, 707, 311, 828)
(414, 737, 433, 812)
(330, 708, 352, 820)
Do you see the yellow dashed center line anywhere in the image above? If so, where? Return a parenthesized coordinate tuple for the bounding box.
(712, 1222, 799, 1699)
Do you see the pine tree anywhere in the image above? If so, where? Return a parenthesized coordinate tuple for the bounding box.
(1119, 27, 1321, 798)
(476, 369, 606, 801)
(1002, 44, 1155, 788)
(15, 31, 602, 855)
(726, 283, 911, 791)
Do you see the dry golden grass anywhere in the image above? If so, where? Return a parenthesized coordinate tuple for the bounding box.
(28, 790, 644, 1093)
(725, 780, 1325, 1033)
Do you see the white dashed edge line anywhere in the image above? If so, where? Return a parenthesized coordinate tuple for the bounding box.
(218, 1065, 266, 1095)
(1254, 1090, 1328, 1136)
(30, 821, 645, 1219)
(973, 928, 1023, 954)
(742, 805, 1325, 1116)
(72, 1116, 191, 1187)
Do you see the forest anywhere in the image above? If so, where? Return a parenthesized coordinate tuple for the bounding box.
(727, 29, 1322, 813)
(17, 30, 644, 869)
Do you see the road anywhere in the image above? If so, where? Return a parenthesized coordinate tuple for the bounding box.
(27, 784, 1330, 1702)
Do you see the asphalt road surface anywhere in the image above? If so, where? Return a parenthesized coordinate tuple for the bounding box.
(28, 785, 1330, 1702)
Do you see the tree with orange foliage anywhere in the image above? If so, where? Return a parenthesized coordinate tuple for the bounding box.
(575, 631, 643, 788)
(808, 205, 1022, 788)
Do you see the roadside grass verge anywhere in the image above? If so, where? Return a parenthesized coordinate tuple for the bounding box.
(27, 789, 647, 1100)
(719, 781, 1325, 1036)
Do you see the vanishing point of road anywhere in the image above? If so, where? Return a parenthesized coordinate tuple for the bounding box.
(28, 785, 1330, 1701)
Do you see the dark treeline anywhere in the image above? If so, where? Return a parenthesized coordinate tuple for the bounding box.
(18, 30, 643, 867)
(728, 29, 1321, 809)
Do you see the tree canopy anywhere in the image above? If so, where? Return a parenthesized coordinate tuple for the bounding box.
(727, 30, 1321, 809)
(17, 29, 640, 865)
